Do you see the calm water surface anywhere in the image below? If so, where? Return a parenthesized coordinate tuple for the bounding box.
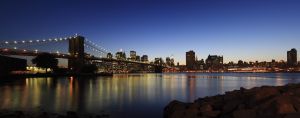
(1, 73, 300, 117)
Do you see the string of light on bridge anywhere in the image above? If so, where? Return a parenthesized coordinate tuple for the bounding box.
(84, 44, 106, 58)
(0, 34, 112, 59)
(0, 36, 76, 46)
(0, 35, 77, 56)
(84, 39, 111, 53)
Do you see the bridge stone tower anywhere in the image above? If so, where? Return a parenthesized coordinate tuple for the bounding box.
(68, 36, 85, 71)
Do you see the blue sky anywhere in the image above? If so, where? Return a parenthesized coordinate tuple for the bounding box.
(1, 0, 300, 64)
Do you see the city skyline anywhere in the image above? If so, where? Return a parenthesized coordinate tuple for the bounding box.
(1, 0, 300, 64)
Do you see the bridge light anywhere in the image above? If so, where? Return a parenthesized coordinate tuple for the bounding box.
(14, 41, 17, 44)
(22, 41, 25, 43)
(36, 40, 39, 42)
(5, 41, 8, 44)
(29, 40, 33, 43)
(14, 47, 17, 49)
(49, 39, 52, 41)
(43, 39, 46, 42)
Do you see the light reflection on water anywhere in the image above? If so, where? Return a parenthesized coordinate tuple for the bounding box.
(1, 73, 300, 117)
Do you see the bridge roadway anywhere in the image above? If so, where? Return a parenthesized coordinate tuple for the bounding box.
(0, 48, 160, 66)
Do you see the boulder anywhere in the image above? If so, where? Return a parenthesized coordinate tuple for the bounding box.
(233, 109, 256, 118)
(164, 83, 300, 118)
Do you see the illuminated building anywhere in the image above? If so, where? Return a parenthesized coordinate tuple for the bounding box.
(170, 58, 175, 66)
(116, 51, 126, 60)
(130, 51, 136, 61)
(186, 50, 196, 70)
(154, 58, 163, 65)
(166, 57, 171, 66)
(195, 59, 205, 70)
(287, 48, 297, 67)
(141, 55, 148, 62)
(107, 53, 113, 59)
(205, 55, 223, 70)
(136, 55, 141, 62)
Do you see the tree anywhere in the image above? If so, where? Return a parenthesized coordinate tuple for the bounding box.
(32, 53, 58, 73)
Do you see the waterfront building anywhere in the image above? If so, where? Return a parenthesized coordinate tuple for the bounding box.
(154, 58, 163, 65)
(186, 50, 196, 70)
(195, 59, 205, 70)
(205, 55, 223, 70)
(116, 51, 126, 60)
(107, 53, 113, 59)
(287, 48, 297, 67)
(130, 51, 137, 61)
(141, 55, 148, 62)
(166, 57, 171, 66)
(170, 58, 175, 67)
(136, 55, 141, 62)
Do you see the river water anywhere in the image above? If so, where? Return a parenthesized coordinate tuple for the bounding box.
(1, 73, 300, 117)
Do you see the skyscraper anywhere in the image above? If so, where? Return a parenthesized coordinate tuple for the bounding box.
(287, 48, 297, 67)
(107, 53, 113, 59)
(205, 55, 223, 70)
(130, 51, 136, 61)
(136, 55, 141, 62)
(166, 57, 171, 66)
(186, 50, 195, 70)
(116, 51, 126, 60)
(141, 55, 148, 62)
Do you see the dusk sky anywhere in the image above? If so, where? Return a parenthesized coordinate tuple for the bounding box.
(1, 0, 300, 64)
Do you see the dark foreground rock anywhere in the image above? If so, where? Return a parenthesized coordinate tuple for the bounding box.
(164, 83, 300, 118)
(0, 110, 110, 118)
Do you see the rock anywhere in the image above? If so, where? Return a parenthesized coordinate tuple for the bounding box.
(254, 86, 279, 102)
(284, 113, 300, 118)
(222, 100, 242, 113)
(199, 103, 213, 112)
(66, 111, 79, 118)
(164, 100, 190, 118)
(274, 95, 296, 114)
(164, 83, 300, 118)
(202, 110, 220, 117)
(233, 109, 256, 118)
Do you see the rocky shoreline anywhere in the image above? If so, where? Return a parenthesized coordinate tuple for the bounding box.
(0, 111, 109, 118)
(164, 83, 300, 118)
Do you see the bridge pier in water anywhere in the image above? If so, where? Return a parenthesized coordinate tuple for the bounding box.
(68, 36, 85, 72)
(154, 65, 163, 73)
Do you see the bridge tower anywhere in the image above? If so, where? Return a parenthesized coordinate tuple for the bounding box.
(68, 36, 85, 71)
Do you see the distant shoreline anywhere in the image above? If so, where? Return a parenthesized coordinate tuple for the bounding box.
(2, 71, 300, 79)
(0, 72, 113, 78)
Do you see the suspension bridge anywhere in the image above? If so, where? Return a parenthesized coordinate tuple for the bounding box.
(0, 34, 165, 73)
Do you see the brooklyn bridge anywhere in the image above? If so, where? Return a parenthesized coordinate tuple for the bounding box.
(0, 34, 166, 73)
